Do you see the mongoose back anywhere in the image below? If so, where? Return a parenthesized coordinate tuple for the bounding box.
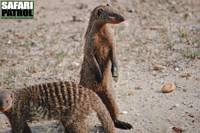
(80, 5, 132, 129)
(0, 81, 115, 133)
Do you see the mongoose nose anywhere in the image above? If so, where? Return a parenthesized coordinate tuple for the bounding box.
(110, 14, 125, 23)
(0, 100, 3, 108)
(118, 15, 125, 22)
(114, 13, 125, 23)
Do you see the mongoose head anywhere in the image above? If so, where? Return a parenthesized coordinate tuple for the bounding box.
(91, 4, 125, 24)
(0, 89, 14, 112)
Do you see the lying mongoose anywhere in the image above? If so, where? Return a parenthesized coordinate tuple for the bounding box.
(80, 5, 132, 129)
(0, 81, 115, 133)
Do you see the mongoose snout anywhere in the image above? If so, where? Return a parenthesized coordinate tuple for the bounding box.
(107, 12, 125, 24)
(95, 5, 125, 24)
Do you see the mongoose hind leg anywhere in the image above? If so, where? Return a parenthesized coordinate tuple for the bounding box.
(97, 90, 119, 120)
(61, 111, 89, 133)
(6, 113, 32, 133)
(22, 122, 32, 133)
(10, 121, 31, 133)
(98, 90, 133, 130)
(62, 120, 88, 133)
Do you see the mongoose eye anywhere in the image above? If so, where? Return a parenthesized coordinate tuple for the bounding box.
(6, 100, 9, 104)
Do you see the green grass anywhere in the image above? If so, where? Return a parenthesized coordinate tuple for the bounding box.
(55, 51, 65, 64)
(182, 49, 200, 59)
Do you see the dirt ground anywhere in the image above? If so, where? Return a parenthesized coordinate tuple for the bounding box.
(0, 0, 200, 133)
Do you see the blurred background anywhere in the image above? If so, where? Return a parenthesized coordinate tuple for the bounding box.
(0, 0, 199, 132)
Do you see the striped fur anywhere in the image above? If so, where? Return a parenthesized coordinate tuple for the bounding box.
(0, 81, 115, 133)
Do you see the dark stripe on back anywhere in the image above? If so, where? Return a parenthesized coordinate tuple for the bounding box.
(43, 84, 51, 116)
(53, 82, 63, 111)
(47, 82, 56, 118)
(65, 81, 72, 110)
(72, 83, 77, 106)
(38, 84, 45, 107)
(60, 81, 68, 108)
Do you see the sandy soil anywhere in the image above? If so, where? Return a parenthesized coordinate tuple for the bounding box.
(0, 0, 200, 133)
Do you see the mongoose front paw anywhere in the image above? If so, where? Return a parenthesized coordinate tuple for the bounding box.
(111, 67, 118, 82)
(114, 119, 133, 130)
(96, 73, 103, 83)
(113, 76, 118, 82)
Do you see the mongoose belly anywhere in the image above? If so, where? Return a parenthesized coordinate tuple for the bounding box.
(80, 58, 112, 92)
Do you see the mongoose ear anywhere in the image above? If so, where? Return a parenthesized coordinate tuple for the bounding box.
(97, 8, 104, 17)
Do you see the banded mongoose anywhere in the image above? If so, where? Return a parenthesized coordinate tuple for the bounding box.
(80, 5, 132, 129)
(0, 81, 116, 133)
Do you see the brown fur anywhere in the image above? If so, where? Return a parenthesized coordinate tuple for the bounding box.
(80, 5, 132, 130)
(0, 81, 115, 133)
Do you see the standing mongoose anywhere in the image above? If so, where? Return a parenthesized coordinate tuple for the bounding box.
(0, 81, 115, 133)
(80, 5, 132, 129)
